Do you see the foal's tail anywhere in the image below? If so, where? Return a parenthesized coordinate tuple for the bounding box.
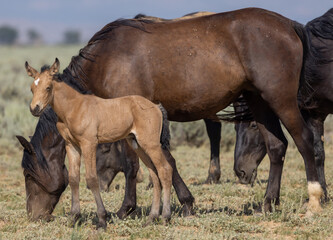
(158, 104, 170, 150)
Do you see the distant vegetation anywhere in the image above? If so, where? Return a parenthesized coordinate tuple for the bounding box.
(0, 26, 82, 45)
(0, 25, 18, 45)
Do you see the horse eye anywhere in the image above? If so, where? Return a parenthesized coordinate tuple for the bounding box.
(46, 87, 51, 92)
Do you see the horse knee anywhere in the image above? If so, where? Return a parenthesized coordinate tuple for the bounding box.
(69, 176, 80, 187)
(267, 140, 287, 164)
(86, 175, 99, 190)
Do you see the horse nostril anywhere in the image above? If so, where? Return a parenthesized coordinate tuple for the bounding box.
(30, 105, 41, 116)
(240, 170, 246, 178)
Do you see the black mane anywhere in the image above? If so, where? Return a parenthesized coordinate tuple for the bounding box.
(299, 8, 333, 108)
(66, 18, 152, 90)
(306, 8, 333, 41)
(21, 106, 58, 173)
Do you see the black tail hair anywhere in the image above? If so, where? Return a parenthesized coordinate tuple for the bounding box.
(292, 21, 314, 109)
(158, 104, 170, 150)
(217, 95, 254, 122)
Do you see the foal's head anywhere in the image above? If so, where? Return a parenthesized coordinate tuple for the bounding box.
(25, 58, 60, 117)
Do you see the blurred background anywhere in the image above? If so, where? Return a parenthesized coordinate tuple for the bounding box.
(0, 0, 333, 45)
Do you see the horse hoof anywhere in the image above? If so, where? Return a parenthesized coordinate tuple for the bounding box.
(68, 213, 82, 228)
(204, 175, 220, 184)
(263, 202, 272, 213)
(116, 206, 135, 219)
(182, 204, 195, 217)
(96, 222, 107, 230)
(43, 214, 55, 222)
(162, 216, 171, 225)
(143, 216, 159, 227)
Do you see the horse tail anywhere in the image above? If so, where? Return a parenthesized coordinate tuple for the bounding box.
(216, 95, 254, 122)
(158, 104, 171, 150)
(292, 21, 314, 108)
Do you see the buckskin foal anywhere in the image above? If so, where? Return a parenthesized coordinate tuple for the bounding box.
(25, 59, 173, 229)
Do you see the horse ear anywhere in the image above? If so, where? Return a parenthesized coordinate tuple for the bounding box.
(25, 61, 38, 78)
(50, 58, 60, 75)
(16, 135, 34, 155)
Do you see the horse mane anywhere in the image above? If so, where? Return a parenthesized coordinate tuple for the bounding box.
(65, 18, 152, 91)
(21, 106, 58, 173)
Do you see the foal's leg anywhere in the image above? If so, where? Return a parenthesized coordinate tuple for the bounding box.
(81, 142, 107, 229)
(144, 147, 172, 222)
(126, 139, 162, 221)
(306, 116, 328, 201)
(65, 143, 82, 225)
(243, 93, 287, 212)
(204, 119, 222, 184)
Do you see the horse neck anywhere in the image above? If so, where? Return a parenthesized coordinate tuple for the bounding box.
(51, 81, 83, 121)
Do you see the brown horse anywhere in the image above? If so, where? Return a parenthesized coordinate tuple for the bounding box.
(23, 7, 322, 217)
(25, 59, 173, 228)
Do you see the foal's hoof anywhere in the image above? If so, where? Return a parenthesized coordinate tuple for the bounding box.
(143, 216, 159, 227)
(96, 222, 107, 230)
(162, 217, 171, 226)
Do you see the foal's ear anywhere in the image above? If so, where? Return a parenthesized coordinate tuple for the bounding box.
(25, 61, 38, 78)
(50, 58, 60, 75)
(16, 135, 34, 155)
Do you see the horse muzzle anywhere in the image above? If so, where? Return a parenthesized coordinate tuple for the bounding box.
(30, 104, 42, 117)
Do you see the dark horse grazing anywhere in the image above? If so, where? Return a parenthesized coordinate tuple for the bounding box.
(20, 8, 323, 220)
(234, 9, 333, 202)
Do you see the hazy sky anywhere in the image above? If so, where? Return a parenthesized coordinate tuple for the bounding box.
(1, 0, 332, 44)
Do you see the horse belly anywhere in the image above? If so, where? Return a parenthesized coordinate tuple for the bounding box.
(96, 103, 134, 143)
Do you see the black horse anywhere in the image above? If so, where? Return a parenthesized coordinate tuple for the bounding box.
(234, 8, 333, 202)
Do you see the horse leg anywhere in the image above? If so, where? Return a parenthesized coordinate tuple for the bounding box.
(255, 88, 322, 214)
(65, 143, 82, 226)
(81, 142, 107, 229)
(117, 141, 139, 219)
(162, 149, 195, 216)
(306, 116, 328, 202)
(204, 119, 221, 184)
(243, 93, 287, 212)
(144, 146, 172, 223)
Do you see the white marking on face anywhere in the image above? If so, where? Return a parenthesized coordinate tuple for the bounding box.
(34, 78, 40, 86)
